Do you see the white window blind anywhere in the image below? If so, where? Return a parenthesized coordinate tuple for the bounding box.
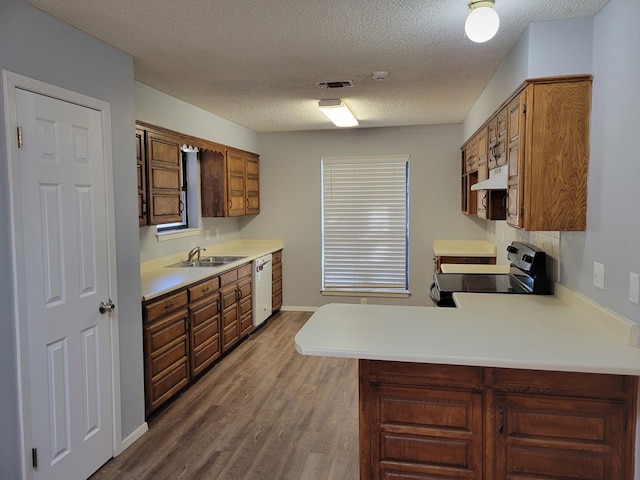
(322, 156, 409, 293)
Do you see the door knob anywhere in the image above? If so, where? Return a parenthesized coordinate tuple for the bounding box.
(99, 299, 115, 314)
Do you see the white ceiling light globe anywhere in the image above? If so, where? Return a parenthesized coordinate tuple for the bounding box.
(465, 6, 500, 43)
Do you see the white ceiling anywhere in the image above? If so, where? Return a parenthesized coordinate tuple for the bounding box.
(26, 0, 608, 132)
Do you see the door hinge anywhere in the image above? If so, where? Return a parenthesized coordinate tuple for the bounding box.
(32, 448, 37, 469)
(17, 126, 23, 149)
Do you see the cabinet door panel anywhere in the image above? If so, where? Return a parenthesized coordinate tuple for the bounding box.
(227, 150, 246, 216)
(146, 310, 188, 353)
(136, 128, 147, 225)
(146, 129, 183, 225)
(148, 362, 189, 411)
(372, 385, 483, 479)
(493, 393, 625, 480)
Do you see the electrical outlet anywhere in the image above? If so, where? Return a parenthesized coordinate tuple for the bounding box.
(205, 229, 211, 240)
(630, 273, 640, 304)
(360, 298, 367, 304)
(215, 227, 220, 238)
(593, 262, 605, 290)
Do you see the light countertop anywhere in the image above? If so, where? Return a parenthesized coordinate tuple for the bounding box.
(294, 284, 640, 376)
(440, 263, 510, 274)
(433, 239, 497, 257)
(141, 239, 283, 301)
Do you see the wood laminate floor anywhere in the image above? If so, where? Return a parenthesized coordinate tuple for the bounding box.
(91, 311, 359, 480)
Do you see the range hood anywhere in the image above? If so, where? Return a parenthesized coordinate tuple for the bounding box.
(471, 165, 507, 191)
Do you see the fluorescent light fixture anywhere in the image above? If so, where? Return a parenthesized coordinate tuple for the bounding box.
(465, 0, 500, 43)
(318, 99, 358, 127)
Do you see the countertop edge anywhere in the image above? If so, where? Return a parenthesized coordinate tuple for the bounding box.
(141, 241, 283, 301)
(294, 297, 640, 377)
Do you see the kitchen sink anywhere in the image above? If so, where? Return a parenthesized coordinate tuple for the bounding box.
(167, 255, 247, 268)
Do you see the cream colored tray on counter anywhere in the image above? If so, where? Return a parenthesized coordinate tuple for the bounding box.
(440, 263, 510, 274)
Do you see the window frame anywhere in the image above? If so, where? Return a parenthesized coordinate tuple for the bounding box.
(321, 155, 410, 298)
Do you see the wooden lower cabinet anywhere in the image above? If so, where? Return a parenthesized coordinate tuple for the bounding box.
(143, 262, 254, 416)
(143, 291, 190, 415)
(187, 276, 221, 377)
(219, 263, 253, 353)
(360, 360, 637, 480)
(272, 249, 283, 312)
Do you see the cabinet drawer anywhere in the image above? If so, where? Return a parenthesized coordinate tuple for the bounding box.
(144, 291, 188, 323)
(220, 286, 237, 310)
(237, 263, 252, 279)
(222, 323, 239, 351)
(272, 291, 282, 310)
(188, 277, 219, 302)
(272, 262, 282, 281)
(222, 307, 238, 329)
(240, 312, 253, 336)
(487, 368, 633, 399)
(362, 360, 484, 389)
(193, 337, 220, 374)
(193, 318, 219, 347)
(239, 295, 252, 316)
(148, 361, 189, 411)
(272, 250, 282, 264)
(238, 279, 252, 300)
(220, 269, 238, 286)
(148, 337, 188, 379)
(146, 309, 188, 353)
(190, 298, 219, 330)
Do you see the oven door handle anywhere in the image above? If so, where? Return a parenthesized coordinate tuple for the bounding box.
(428, 282, 440, 306)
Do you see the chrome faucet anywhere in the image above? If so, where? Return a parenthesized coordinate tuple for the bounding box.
(187, 246, 206, 262)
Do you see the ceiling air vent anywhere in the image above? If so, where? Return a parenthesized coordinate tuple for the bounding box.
(316, 80, 355, 89)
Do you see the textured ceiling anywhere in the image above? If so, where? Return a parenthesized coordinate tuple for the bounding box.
(25, 0, 608, 132)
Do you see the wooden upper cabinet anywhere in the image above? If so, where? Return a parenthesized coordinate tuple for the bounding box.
(476, 127, 489, 219)
(508, 77, 591, 230)
(201, 147, 260, 217)
(245, 152, 260, 215)
(227, 149, 247, 216)
(462, 75, 592, 231)
(137, 125, 183, 226)
(495, 107, 508, 168)
(506, 91, 525, 228)
(136, 127, 148, 226)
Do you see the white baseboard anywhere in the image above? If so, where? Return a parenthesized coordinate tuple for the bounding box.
(281, 305, 318, 312)
(115, 422, 148, 456)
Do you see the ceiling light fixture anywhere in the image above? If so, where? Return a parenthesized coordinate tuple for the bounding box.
(465, 0, 500, 43)
(317, 99, 359, 127)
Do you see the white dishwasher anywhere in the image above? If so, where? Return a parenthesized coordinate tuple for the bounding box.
(252, 254, 272, 327)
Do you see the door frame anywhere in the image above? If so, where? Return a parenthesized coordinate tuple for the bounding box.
(2, 70, 122, 479)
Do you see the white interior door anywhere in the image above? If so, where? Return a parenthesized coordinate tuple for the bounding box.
(15, 88, 114, 480)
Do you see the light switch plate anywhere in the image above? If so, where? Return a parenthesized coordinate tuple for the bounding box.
(593, 262, 605, 290)
(630, 272, 639, 304)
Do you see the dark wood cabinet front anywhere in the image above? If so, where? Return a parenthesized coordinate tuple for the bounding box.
(360, 360, 637, 480)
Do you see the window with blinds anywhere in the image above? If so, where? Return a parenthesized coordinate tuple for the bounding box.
(321, 155, 409, 295)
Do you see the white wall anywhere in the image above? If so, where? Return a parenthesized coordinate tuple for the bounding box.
(248, 124, 487, 308)
(0, 0, 143, 477)
(527, 17, 594, 77)
(562, 0, 640, 324)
